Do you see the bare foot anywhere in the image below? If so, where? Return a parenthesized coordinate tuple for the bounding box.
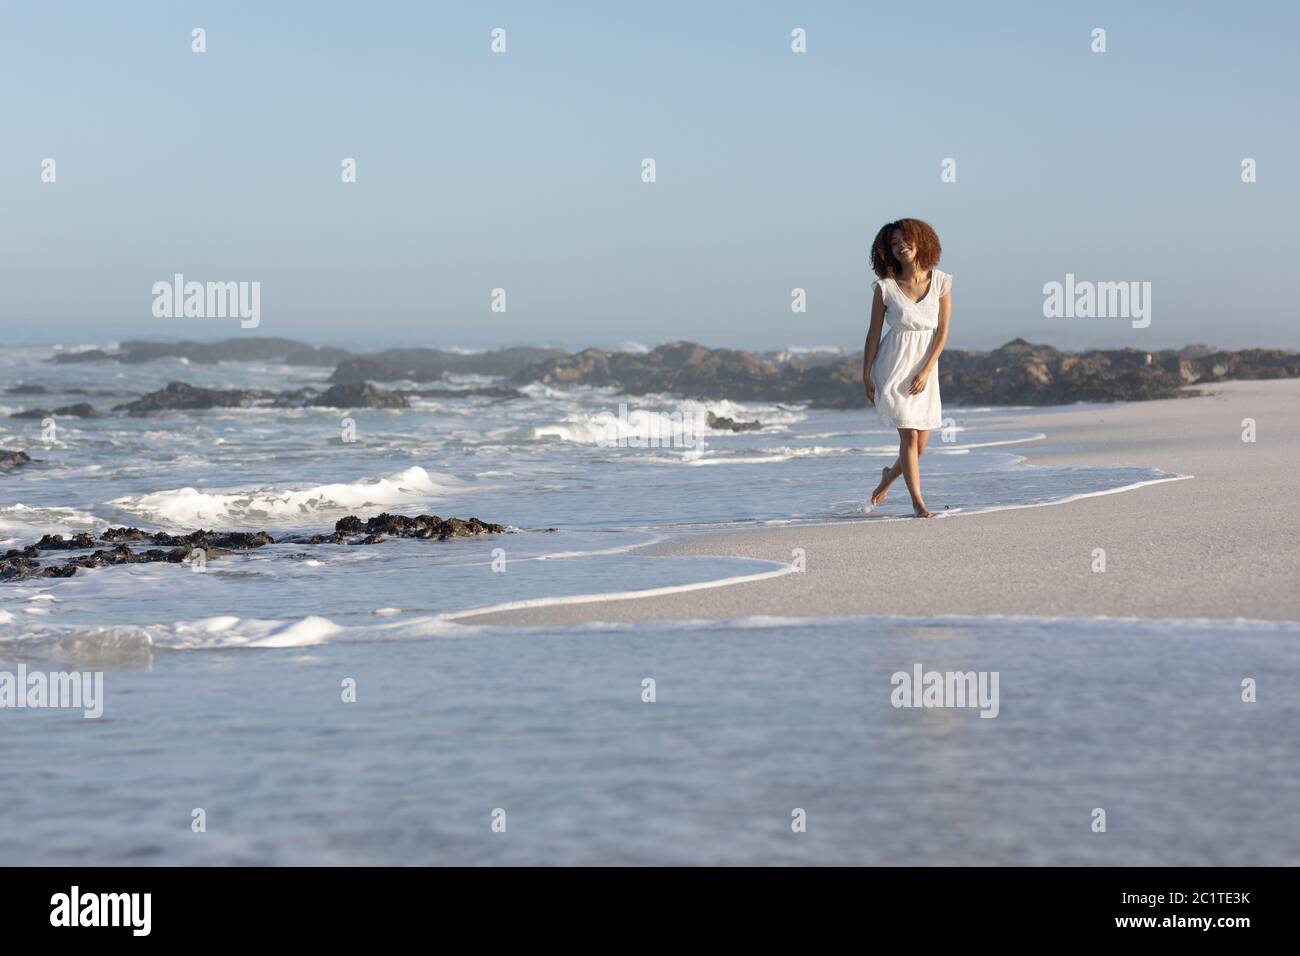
(871, 466, 893, 506)
(912, 502, 933, 518)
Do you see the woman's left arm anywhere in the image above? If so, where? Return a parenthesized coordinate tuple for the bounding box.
(908, 289, 952, 395)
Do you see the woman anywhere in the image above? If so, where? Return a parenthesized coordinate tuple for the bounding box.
(862, 218, 952, 517)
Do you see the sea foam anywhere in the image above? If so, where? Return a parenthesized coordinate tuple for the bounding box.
(105, 466, 464, 528)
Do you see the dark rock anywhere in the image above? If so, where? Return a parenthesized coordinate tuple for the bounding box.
(34, 533, 97, 550)
(99, 528, 275, 550)
(329, 347, 567, 384)
(49, 349, 115, 364)
(4, 384, 47, 394)
(515, 342, 800, 402)
(10, 402, 100, 420)
(706, 411, 762, 431)
(308, 531, 348, 544)
(117, 338, 353, 366)
(513, 339, 1300, 408)
(311, 382, 409, 409)
(434, 517, 503, 539)
(66, 544, 140, 568)
(268, 386, 320, 407)
(362, 513, 425, 534)
(100, 527, 153, 542)
(0, 450, 35, 469)
(111, 381, 276, 415)
(344, 513, 507, 541)
(58, 403, 100, 418)
(107, 380, 503, 414)
(4, 514, 503, 582)
(204, 531, 275, 549)
(0, 556, 43, 581)
(47, 341, 551, 380)
(46, 339, 353, 367)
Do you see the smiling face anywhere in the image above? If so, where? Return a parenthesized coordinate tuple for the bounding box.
(870, 218, 942, 279)
(889, 229, 916, 266)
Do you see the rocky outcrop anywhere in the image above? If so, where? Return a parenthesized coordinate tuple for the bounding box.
(706, 411, 762, 431)
(10, 403, 100, 419)
(514, 342, 796, 402)
(935, 340, 1300, 406)
(49, 348, 115, 364)
(311, 382, 409, 409)
(49, 338, 353, 366)
(513, 339, 1300, 408)
(0, 450, 34, 469)
(51, 380, 419, 415)
(329, 346, 567, 384)
(111, 381, 278, 415)
(307, 513, 504, 543)
(1, 513, 505, 581)
(34, 338, 1300, 410)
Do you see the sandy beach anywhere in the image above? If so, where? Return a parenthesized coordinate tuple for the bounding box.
(460, 379, 1300, 626)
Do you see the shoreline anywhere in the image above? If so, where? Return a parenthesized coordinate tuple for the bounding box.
(457, 378, 1300, 627)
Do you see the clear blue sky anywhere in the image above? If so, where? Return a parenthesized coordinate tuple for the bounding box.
(3, 0, 1296, 351)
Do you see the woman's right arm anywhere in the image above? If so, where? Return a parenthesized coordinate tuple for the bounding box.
(862, 284, 885, 402)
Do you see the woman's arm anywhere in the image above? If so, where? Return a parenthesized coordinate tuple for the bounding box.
(862, 285, 886, 402)
(908, 289, 952, 395)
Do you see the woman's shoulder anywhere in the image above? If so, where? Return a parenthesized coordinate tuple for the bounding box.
(934, 268, 952, 293)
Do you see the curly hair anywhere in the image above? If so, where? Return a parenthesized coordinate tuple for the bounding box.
(870, 218, 942, 278)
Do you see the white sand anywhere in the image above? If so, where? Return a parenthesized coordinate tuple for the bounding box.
(460, 379, 1300, 626)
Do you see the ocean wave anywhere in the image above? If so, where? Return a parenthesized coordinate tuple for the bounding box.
(531, 399, 800, 445)
(0, 504, 106, 545)
(0, 612, 471, 653)
(5, 605, 1294, 662)
(533, 413, 696, 446)
(640, 444, 893, 464)
(104, 466, 466, 528)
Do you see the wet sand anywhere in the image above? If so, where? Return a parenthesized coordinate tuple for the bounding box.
(458, 379, 1300, 626)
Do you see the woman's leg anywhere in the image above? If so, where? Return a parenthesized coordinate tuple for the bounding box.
(871, 458, 900, 505)
(872, 429, 930, 506)
(898, 428, 932, 517)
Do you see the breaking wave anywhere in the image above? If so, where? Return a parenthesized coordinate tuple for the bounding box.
(105, 466, 466, 528)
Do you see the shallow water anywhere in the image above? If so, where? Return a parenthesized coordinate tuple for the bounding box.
(3, 615, 1296, 865)
(1, 346, 1176, 633)
(4, 344, 1288, 866)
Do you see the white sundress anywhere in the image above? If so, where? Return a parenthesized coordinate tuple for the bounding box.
(871, 269, 951, 431)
